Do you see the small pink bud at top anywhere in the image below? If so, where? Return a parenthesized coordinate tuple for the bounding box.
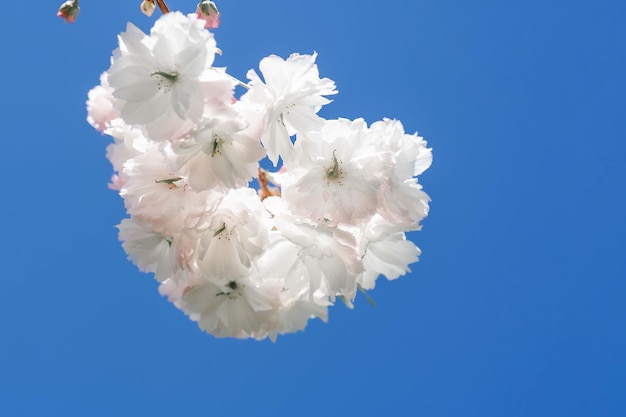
(140, 0, 156, 17)
(57, 0, 80, 23)
(196, 1, 220, 29)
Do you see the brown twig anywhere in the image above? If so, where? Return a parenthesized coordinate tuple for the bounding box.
(154, 0, 170, 13)
(258, 168, 281, 201)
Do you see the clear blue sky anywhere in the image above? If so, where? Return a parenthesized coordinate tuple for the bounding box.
(1, 1, 625, 416)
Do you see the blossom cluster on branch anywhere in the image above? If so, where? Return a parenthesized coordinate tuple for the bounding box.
(86, 10, 432, 341)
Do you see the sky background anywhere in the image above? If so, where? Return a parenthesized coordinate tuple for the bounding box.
(1, 1, 625, 416)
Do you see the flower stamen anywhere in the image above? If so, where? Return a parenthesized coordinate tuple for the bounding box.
(216, 281, 244, 299)
(326, 150, 342, 181)
(152, 70, 179, 82)
(152, 71, 179, 93)
(155, 177, 183, 189)
(213, 222, 226, 237)
(211, 133, 224, 157)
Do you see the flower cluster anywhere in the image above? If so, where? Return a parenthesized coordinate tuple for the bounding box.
(87, 11, 432, 340)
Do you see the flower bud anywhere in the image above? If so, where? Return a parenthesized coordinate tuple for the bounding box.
(196, 1, 220, 29)
(140, 0, 156, 17)
(57, 0, 79, 23)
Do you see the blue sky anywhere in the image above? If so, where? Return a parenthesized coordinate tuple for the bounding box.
(1, 1, 625, 416)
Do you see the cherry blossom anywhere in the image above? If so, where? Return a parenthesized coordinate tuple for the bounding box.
(88, 11, 432, 340)
(107, 12, 232, 141)
(242, 53, 337, 165)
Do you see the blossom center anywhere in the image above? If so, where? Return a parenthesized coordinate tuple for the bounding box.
(218, 280, 244, 299)
(325, 150, 344, 183)
(155, 176, 183, 189)
(213, 222, 227, 237)
(211, 133, 224, 156)
(152, 70, 180, 92)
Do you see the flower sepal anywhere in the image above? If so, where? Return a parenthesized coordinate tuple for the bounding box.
(196, 1, 220, 29)
(57, 0, 80, 23)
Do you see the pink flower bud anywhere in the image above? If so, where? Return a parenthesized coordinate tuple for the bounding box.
(196, 1, 220, 29)
(57, 0, 80, 23)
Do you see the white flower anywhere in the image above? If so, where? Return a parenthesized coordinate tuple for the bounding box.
(196, 188, 271, 280)
(270, 286, 329, 341)
(104, 119, 148, 175)
(243, 53, 337, 164)
(264, 198, 363, 301)
(120, 142, 213, 235)
(172, 113, 265, 190)
(117, 218, 178, 282)
(378, 179, 430, 228)
(107, 12, 233, 141)
(363, 118, 432, 227)
(177, 274, 282, 339)
(281, 118, 392, 224)
(357, 215, 422, 290)
(252, 230, 331, 340)
(86, 72, 119, 132)
(369, 118, 432, 180)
